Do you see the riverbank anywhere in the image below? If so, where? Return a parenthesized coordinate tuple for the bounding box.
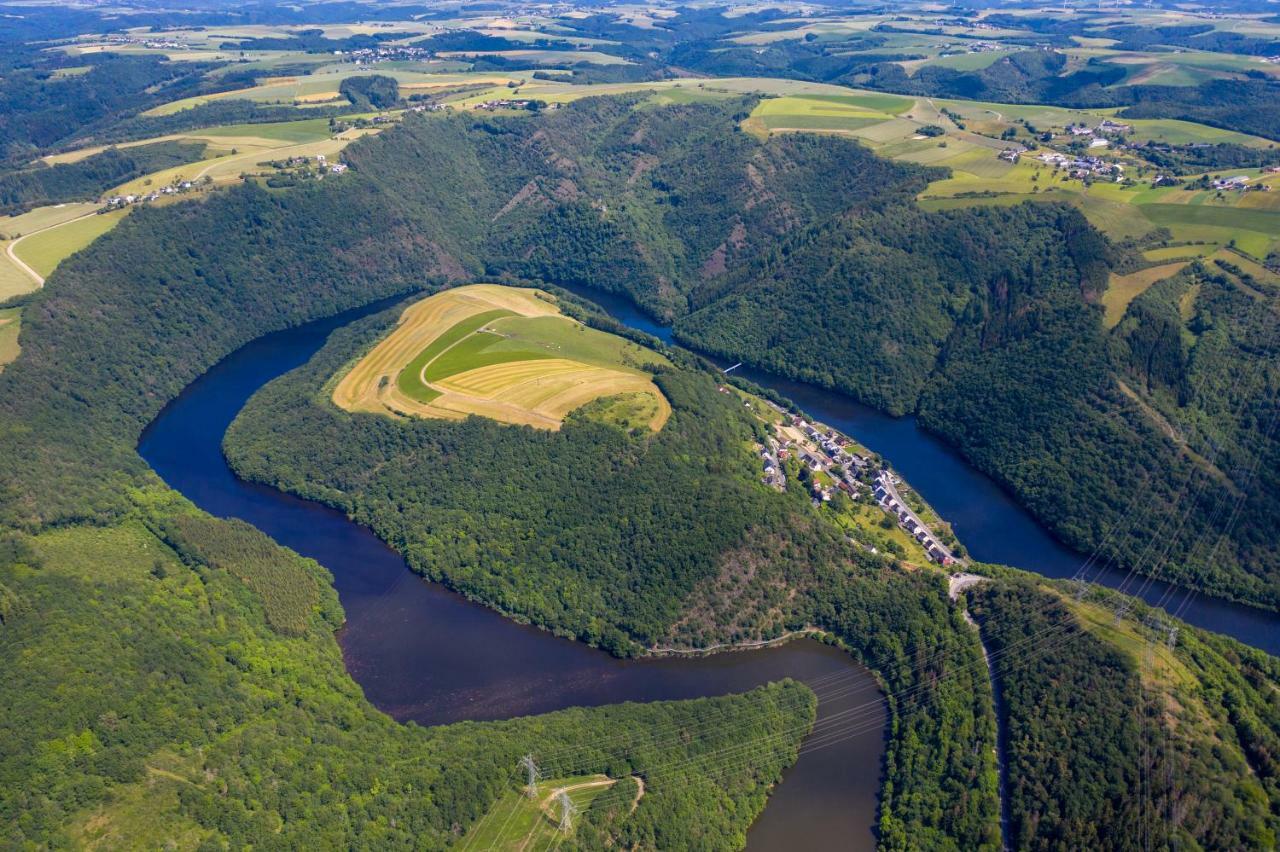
(556, 281, 1280, 656)
(137, 301, 889, 850)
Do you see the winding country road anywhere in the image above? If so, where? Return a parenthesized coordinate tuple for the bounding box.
(4, 210, 99, 288)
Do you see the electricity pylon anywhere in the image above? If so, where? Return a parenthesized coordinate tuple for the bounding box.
(557, 790, 577, 833)
(519, 754, 538, 798)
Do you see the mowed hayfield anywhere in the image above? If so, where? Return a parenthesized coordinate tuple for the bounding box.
(0, 202, 104, 297)
(333, 284, 672, 431)
(459, 775, 631, 851)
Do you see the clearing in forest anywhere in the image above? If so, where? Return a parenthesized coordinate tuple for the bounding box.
(1102, 261, 1190, 329)
(333, 284, 671, 431)
(458, 774, 638, 851)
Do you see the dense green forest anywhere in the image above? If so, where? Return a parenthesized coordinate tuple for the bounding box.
(968, 581, 1278, 849)
(1, 88, 1276, 848)
(5, 92, 1268, 608)
(0, 509, 815, 847)
(324, 95, 1280, 609)
(0, 54, 257, 160)
(0, 127, 819, 847)
(225, 294, 1003, 848)
(0, 95, 996, 848)
(0, 140, 205, 214)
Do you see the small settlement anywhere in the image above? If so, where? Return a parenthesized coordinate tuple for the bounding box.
(747, 393, 961, 567)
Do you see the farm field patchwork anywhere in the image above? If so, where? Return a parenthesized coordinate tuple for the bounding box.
(1, 203, 106, 296)
(333, 284, 672, 431)
(743, 91, 1280, 258)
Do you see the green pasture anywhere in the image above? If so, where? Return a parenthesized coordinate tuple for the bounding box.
(573, 391, 665, 431)
(1143, 244, 1217, 262)
(486, 314, 670, 371)
(459, 775, 622, 851)
(0, 202, 102, 238)
(909, 50, 1015, 73)
(422, 330, 549, 381)
(13, 209, 130, 279)
(198, 118, 334, 144)
(1103, 261, 1191, 328)
(396, 308, 514, 402)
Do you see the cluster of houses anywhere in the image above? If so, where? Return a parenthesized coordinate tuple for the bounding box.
(758, 440, 786, 491)
(1067, 119, 1132, 137)
(475, 98, 546, 111)
(104, 179, 197, 209)
(1036, 151, 1124, 181)
(96, 35, 189, 51)
(789, 419, 871, 504)
(872, 473, 956, 566)
(333, 45, 433, 64)
(1211, 174, 1255, 191)
(748, 403, 964, 567)
(273, 154, 349, 175)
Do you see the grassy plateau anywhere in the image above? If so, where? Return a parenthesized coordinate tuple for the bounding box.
(332, 284, 672, 431)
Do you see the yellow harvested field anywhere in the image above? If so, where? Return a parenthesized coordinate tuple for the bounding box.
(1103, 261, 1190, 329)
(333, 284, 671, 431)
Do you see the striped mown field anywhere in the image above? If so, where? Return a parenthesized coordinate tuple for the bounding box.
(333, 284, 671, 431)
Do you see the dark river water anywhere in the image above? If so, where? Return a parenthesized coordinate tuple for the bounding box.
(561, 285, 1279, 657)
(137, 282, 1278, 852)
(137, 300, 886, 851)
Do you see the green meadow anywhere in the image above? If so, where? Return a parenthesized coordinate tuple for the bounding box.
(12, 209, 130, 279)
(459, 775, 628, 851)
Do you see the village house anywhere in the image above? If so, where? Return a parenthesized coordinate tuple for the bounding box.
(1213, 175, 1251, 190)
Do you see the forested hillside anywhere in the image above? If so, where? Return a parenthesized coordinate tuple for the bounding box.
(8, 93, 1267, 608)
(969, 581, 1278, 849)
(322, 97, 1280, 610)
(0, 145, 819, 848)
(226, 294, 1004, 849)
(0, 140, 205, 214)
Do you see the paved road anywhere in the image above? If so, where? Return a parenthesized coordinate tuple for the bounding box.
(879, 474, 957, 563)
(4, 210, 100, 288)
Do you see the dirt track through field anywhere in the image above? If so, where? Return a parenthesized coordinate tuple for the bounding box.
(332, 284, 670, 430)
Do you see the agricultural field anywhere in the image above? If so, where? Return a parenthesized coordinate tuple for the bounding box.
(143, 68, 540, 116)
(459, 774, 636, 851)
(10, 208, 130, 283)
(0, 202, 103, 296)
(333, 284, 672, 431)
(0, 307, 20, 370)
(1102, 261, 1190, 329)
(734, 91, 1280, 259)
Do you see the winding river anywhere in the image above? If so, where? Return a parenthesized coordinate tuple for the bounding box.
(137, 300, 887, 851)
(137, 281, 1279, 852)
(559, 285, 1280, 657)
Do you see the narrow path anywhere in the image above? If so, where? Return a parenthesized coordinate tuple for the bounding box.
(3, 211, 98, 287)
(951, 575, 1011, 852)
(648, 628, 820, 656)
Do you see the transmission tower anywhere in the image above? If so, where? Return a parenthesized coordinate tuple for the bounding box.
(1071, 576, 1090, 601)
(556, 790, 577, 833)
(519, 754, 538, 798)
